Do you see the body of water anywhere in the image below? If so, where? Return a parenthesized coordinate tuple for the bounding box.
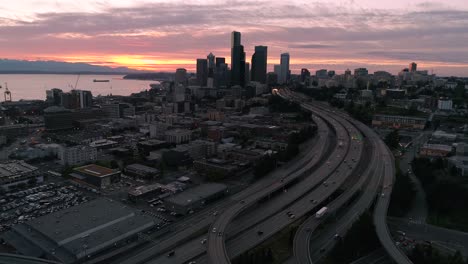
(0, 74, 158, 100)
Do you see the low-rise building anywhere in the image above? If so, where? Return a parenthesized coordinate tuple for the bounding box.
(419, 144, 453, 157)
(58, 145, 98, 166)
(432, 130, 457, 142)
(70, 164, 120, 189)
(456, 143, 468, 156)
(3, 198, 157, 264)
(0, 161, 43, 191)
(254, 138, 288, 151)
(372, 114, 427, 130)
(438, 98, 453, 111)
(125, 164, 159, 179)
(89, 139, 118, 149)
(165, 129, 192, 144)
(193, 158, 238, 177)
(164, 183, 227, 215)
(447, 156, 468, 176)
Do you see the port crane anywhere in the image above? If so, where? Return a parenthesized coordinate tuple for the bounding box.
(0, 83, 12, 102)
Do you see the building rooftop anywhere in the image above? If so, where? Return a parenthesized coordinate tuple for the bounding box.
(164, 183, 227, 207)
(5, 198, 157, 263)
(421, 144, 453, 152)
(0, 161, 38, 178)
(73, 164, 118, 178)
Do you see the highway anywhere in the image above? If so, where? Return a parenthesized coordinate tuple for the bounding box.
(145, 92, 364, 264)
(119, 112, 334, 264)
(120, 89, 406, 264)
(281, 90, 409, 264)
(292, 121, 380, 264)
(206, 91, 364, 264)
(388, 217, 468, 257)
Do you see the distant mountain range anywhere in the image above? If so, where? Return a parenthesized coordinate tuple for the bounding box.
(0, 59, 142, 74)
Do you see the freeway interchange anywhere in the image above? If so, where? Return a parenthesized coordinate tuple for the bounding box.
(112, 89, 412, 264)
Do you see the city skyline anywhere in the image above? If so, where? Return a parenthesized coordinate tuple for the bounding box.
(1, 0, 468, 76)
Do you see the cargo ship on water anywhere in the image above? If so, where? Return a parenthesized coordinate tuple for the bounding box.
(93, 79, 110, 82)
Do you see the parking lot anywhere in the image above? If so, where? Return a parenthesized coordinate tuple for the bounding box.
(0, 182, 92, 232)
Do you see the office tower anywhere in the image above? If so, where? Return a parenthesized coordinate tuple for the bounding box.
(207, 53, 215, 88)
(173, 83, 185, 102)
(354, 68, 369, 77)
(196, 59, 208, 86)
(78, 90, 93, 108)
(251, 46, 268, 84)
(410, 62, 417, 72)
(328, 70, 336, 78)
(231, 31, 246, 87)
(316, 69, 328, 79)
(300, 68, 310, 83)
(245, 62, 250, 84)
(274, 65, 281, 76)
(279, 53, 290, 84)
(207, 53, 215, 74)
(216, 63, 228, 88)
(215, 57, 225, 68)
(344, 69, 352, 80)
(60, 90, 92, 109)
(46, 88, 63, 105)
(175, 68, 187, 86)
(231, 31, 241, 48)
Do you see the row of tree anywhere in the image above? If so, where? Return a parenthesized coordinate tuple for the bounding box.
(389, 168, 416, 216)
(324, 211, 380, 263)
(410, 244, 467, 264)
(412, 157, 468, 231)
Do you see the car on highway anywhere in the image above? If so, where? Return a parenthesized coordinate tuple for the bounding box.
(212, 227, 217, 233)
(167, 251, 175, 257)
(200, 238, 207, 244)
(257, 231, 263, 236)
(217, 232, 223, 237)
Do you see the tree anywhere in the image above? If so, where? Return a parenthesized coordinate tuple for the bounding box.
(389, 170, 416, 216)
(384, 129, 400, 150)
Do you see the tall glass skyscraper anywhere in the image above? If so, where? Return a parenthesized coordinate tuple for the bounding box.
(196, 59, 208, 86)
(231, 31, 245, 87)
(251, 46, 268, 84)
(279, 52, 290, 84)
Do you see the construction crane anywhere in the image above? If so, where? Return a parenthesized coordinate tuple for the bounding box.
(74, 74, 81, 90)
(2, 83, 11, 102)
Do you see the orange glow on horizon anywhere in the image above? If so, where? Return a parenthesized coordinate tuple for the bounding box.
(16, 53, 468, 73)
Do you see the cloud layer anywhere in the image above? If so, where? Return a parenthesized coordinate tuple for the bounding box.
(0, 0, 467, 75)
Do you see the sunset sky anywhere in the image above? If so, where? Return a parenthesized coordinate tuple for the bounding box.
(1, 0, 468, 76)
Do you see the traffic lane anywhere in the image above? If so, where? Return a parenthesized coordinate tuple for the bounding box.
(216, 115, 358, 260)
(146, 235, 207, 264)
(207, 112, 352, 263)
(226, 139, 352, 237)
(120, 120, 330, 264)
(225, 145, 363, 259)
(308, 159, 383, 263)
(299, 144, 381, 264)
(388, 217, 468, 256)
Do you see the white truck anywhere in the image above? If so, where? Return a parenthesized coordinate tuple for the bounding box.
(315, 206, 328, 218)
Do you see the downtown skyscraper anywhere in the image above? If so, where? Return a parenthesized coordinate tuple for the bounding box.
(279, 52, 290, 84)
(251, 46, 268, 84)
(196, 58, 208, 86)
(230, 31, 246, 87)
